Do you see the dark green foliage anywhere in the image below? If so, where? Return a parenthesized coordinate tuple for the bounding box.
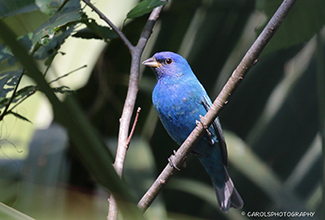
(0, 0, 37, 18)
(51, 85, 74, 94)
(127, 0, 168, 19)
(0, 70, 23, 110)
(0, 0, 81, 120)
(7, 110, 32, 123)
(72, 17, 118, 41)
(257, 0, 325, 55)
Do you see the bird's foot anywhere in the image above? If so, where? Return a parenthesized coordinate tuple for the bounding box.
(168, 150, 186, 171)
(196, 116, 214, 145)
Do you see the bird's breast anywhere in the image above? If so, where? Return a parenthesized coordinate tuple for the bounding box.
(152, 81, 205, 144)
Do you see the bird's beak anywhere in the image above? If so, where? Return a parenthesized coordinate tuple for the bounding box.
(142, 57, 161, 68)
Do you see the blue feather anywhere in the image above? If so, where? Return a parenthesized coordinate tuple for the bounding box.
(143, 51, 243, 212)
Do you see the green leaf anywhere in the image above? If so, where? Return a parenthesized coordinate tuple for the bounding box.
(0, 0, 37, 18)
(126, 0, 167, 19)
(0, 70, 22, 109)
(7, 111, 32, 123)
(0, 97, 10, 109)
(0, 0, 81, 70)
(72, 16, 118, 41)
(72, 27, 103, 40)
(33, 26, 74, 59)
(257, 0, 325, 55)
(0, 20, 145, 220)
(44, 53, 56, 66)
(30, 0, 81, 59)
(14, 85, 36, 100)
(73, 23, 118, 41)
(0, 85, 36, 111)
(52, 85, 74, 94)
(0, 34, 33, 73)
(0, 202, 35, 220)
(36, 0, 65, 15)
(32, 0, 81, 44)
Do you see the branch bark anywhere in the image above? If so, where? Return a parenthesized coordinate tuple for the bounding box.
(138, 0, 297, 211)
(110, 5, 165, 220)
(82, 1, 165, 219)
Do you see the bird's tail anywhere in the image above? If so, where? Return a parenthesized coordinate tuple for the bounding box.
(213, 167, 243, 212)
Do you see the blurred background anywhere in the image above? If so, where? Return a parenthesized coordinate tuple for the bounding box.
(0, 0, 324, 219)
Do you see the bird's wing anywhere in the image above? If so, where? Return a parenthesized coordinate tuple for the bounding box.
(201, 96, 228, 167)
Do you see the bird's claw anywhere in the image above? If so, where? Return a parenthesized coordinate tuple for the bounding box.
(196, 116, 214, 145)
(168, 150, 186, 171)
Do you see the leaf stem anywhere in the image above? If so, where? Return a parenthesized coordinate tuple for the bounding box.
(48, 65, 87, 84)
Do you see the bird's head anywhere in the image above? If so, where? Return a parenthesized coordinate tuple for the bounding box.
(142, 51, 193, 80)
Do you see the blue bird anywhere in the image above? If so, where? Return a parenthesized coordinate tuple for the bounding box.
(142, 51, 243, 212)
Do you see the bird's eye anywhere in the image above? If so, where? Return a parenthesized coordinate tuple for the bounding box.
(165, 58, 173, 65)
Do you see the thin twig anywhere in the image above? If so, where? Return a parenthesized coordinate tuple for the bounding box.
(48, 65, 87, 84)
(8, 65, 88, 114)
(82, 0, 134, 51)
(43, 62, 52, 78)
(126, 107, 141, 147)
(138, 0, 297, 211)
(55, 0, 70, 14)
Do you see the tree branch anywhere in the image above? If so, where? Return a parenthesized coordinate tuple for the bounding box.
(82, 3, 163, 220)
(82, 1, 165, 219)
(115, 3, 165, 178)
(108, 5, 165, 220)
(138, 0, 297, 211)
(126, 107, 141, 147)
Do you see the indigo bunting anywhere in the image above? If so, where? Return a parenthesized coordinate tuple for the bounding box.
(142, 51, 243, 212)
